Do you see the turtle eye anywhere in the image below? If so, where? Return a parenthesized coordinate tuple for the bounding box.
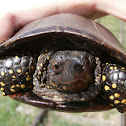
(51, 60, 63, 73)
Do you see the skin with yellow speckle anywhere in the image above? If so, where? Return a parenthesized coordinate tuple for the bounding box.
(0, 55, 36, 96)
(102, 64, 126, 113)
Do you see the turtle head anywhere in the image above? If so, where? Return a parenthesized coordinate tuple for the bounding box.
(33, 50, 101, 103)
(47, 51, 95, 92)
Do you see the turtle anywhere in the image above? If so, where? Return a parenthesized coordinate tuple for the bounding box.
(0, 13, 126, 113)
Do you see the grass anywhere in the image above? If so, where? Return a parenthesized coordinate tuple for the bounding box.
(99, 15, 120, 39)
(45, 110, 119, 126)
(97, 15, 126, 48)
(0, 91, 40, 126)
(0, 15, 125, 126)
(47, 111, 89, 126)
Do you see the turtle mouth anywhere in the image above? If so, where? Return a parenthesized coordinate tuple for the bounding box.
(33, 81, 100, 104)
(49, 80, 89, 93)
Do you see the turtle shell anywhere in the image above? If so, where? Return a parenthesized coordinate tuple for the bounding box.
(0, 13, 126, 112)
(0, 13, 126, 65)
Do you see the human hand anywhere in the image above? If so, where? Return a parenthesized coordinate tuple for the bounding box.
(0, 0, 126, 41)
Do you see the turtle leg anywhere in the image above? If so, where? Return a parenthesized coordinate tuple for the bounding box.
(102, 63, 126, 113)
(0, 55, 36, 95)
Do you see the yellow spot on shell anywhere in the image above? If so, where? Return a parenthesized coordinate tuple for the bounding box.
(47, 86, 50, 88)
(109, 95, 114, 100)
(9, 70, 13, 74)
(40, 63, 43, 67)
(33, 82, 35, 85)
(98, 76, 100, 79)
(39, 71, 41, 75)
(3, 92, 5, 96)
(17, 69, 21, 73)
(1, 72, 5, 76)
(16, 84, 20, 87)
(81, 98, 85, 101)
(47, 57, 50, 60)
(1, 88, 4, 91)
(21, 84, 26, 89)
(114, 93, 120, 98)
(114, 100, 120, 104)
(96, 57, 99, 60)
(26, 75, 31, 81)
(122, 67, 125, 70)
(33, 87, 36, 90)
(43, 68, 46, 70)
(104, 85, 110, 91)
(12, 75, 16, 79)
(102, 75, 106, 81)
(110, 67, 113, 70)
(37, 66, 40, 70)
(11, 85, 15, 89)
(106, 63, 109, 65)
(25, 72, 29, 75)
(15, 56, 19, 59)
(114, 67, 117, 70)
(10, 89, 15, 92)
(112, 83, 117, 88)
(0, 82, 5, 86)
(121, 99, 126, 104)
(23, 59, 26, 62)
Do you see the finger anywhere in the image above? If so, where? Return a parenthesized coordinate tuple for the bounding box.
(0, 0, 97, 41)
(0, 13, 17, 43)
(96, 0, 126, 21)
(0, 0, 59, 41)
(0, 0, 126, 42)
(10, 0, 97, 26)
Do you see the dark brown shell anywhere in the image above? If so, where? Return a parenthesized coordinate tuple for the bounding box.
(0, 13, 126, 65)
(1, 13, 126, 112)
